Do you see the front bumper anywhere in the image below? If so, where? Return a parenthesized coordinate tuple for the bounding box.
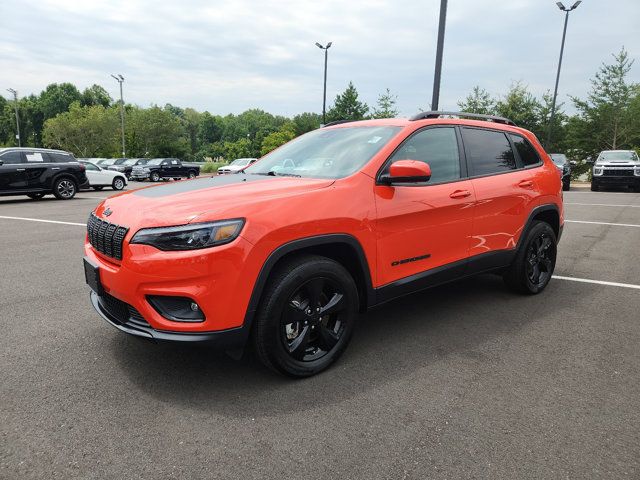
(130, 173, 150, 180)
(90, 290, 248, 346)
(592, 176, 640, 186)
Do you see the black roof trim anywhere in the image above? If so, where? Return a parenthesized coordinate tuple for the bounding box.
(409, 111, 517, 127)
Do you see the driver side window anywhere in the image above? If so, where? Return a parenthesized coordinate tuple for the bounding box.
(388, 127, 461, 184)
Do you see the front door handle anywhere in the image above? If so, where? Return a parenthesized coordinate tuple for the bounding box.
(52, 167, 61, 170)
(449, 189, 471, 199)
(16, 168, 26, 172)
(518, 180, 533, 188)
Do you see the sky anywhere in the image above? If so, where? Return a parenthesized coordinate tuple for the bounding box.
(1, 0, 639, 117)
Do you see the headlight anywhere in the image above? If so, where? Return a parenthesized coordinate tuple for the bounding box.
(593, 167, 603, 176)
(635, 166, 640, 176)
(130, 219, 245, 251)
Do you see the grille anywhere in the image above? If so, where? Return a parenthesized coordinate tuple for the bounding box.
(603, 169, 634, 177)
(87, 213, 129, 260)
(98, 292, 150, 328)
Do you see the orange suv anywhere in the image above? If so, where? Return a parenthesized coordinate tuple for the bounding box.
(84, 112, 563, 377)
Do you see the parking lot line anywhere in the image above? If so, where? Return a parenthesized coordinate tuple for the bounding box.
(553, 275, 640, 290)
(565, 203, 640, 208)
(565, 220, 640, 228)
(0, 215, 85, 227)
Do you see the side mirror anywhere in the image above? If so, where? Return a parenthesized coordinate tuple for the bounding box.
(380, 160, 432, 184)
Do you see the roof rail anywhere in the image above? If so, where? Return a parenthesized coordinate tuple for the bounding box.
(321, 119, 356, 128)
(409, 111, 517, 127)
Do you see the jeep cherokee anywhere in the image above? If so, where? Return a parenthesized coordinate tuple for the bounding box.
(84, 112, 564, 377)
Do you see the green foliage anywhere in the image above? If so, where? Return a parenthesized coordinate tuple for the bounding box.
(567, 47, 640, 159)
(198, 112, 224, 144)
(42, 102, 119, 157)
(126, 106, 188, 158)
(200, 161, 226, 174)
(371, 88, 399, 119)
(292, 112, 322, 135)
(81, 85, 112, 108)
(495, 82, 543, 136)
(261, 122, 296, 156)
(326, 82, 369, 122)
(39, 83, 82, 120)
(457, 86, 496, 115)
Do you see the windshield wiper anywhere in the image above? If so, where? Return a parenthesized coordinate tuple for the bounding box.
(267, 171, 302, 177)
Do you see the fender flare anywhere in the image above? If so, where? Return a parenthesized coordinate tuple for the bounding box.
(516, 203, 561, 251)
(242, 234, 375, 331)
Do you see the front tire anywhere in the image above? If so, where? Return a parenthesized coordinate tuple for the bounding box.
(53, 177, 77, 200)
(591, 182, 598, 191)
(503, 221, 557, 294)
(27, 193, 45, 200)
(150, 172, 160, 182)
(563, 180, 570, 191)
(252, 255, 359, 377)
(188, 171, 196, 179)
(112, 177, 125, 190)
(93, 186, 104, 191)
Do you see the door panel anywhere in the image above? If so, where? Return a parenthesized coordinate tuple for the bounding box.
(374, 181, 476, 286)
(0, 151, 27, 190)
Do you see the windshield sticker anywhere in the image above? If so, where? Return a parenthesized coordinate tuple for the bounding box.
(26, 153, 44, 162)
(368, 136, 382, 144)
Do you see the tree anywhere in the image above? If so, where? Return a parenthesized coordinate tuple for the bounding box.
(126, 106, 188, 158)
(495, 82, 543, 135)
(81, 85, 112, 108)
(42, 102, 119, 157)
(326, 82, 369, 122)
(292, 112, 322, 135)
(372, 88, 399, 119)
(198, 112, 224, 144)
(39, 83, 82, 120)
(457, 86, 496, 115)
(567, 47, 639, 158)
(261, 122, 296, 156)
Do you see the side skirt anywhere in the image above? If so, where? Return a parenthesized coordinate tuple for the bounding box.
(373, 249, 516, 306)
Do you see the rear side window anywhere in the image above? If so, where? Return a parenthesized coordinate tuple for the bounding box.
(462, 128, 516, 176)
(0, 151, 24, 164)
(387, 127, 461, 183)
(510, 134, 541, 167)
(46, 152, 73, 163)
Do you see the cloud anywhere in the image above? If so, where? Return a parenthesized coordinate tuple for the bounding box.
(1, 0, 639, 116)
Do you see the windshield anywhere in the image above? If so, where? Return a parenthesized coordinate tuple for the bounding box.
(245, 126, 402, 179)
(231, 158, 252, 166)
(122, 158, 139, 165)
(598, 151, 639, 161)
(146, 158, 165, 165)
(98, 159, 116, 165)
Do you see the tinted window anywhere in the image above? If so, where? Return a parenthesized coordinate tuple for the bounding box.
(511, 135, 541, 167)
(387, 127, 460, 183)
(463, 128, 516, 175)
(47, 152, 73, 163)
(0, 151, 24, 164)
(171, 160, 179, 165)
(83, 162, 100, 171)
(25, 151, 46, 163)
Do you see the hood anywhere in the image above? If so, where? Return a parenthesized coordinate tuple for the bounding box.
(595, 160, 640, 167)
(93, 174, 334, 228)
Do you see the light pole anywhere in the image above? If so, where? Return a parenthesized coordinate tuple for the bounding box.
(315, 42, 332, 124)
(431, 0, 448, 111)
(546, 1, 581, 149)
(111, 74, 126, 157)
(6, 88, 21, 147)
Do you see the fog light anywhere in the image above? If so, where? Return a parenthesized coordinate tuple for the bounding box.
(147, 296, 205, 322)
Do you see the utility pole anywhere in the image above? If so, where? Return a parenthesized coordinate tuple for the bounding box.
(431, 0, 448, 111)
(111, 74, 126, 157)
(546, 1, 582, 149)
(6, 88, 21, 147)
(315, 42, 332, 124)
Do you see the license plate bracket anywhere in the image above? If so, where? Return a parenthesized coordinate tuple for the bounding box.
(83, 257, 104, 296)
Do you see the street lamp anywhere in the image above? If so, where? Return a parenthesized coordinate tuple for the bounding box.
(546, 1, 582, 149)
(431, 0, 448, 111)
(111, 74, 126, 157)
(6, 88, 21, 147)
(316, 41, 332, 124)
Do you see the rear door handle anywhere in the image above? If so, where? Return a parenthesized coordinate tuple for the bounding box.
(518, 180, 533, 188)
(449, 189, 472, 199)
(16, 168, 26, 172)
(52, 167, 61, 170)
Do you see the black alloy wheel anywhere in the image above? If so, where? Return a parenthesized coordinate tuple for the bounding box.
(53, 178, 77, 200)
(253, 255, 358, 377)
(503, 221, 557, 294)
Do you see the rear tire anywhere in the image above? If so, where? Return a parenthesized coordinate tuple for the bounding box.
(27, 193, 45, 200)
(563, 180, 570, 191)
(52, 177, 77, 200)
(150, 172, 160, 182)
(112, 177, 125, 190)
(252, 255, 359, 377)
(503, 221, 557, 295)
(188, 171, 196, 179)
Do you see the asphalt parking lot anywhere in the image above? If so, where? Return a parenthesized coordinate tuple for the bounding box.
(1, 183, 639, 479)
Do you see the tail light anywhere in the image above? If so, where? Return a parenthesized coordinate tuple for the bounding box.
(79, 164, 86, 172)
